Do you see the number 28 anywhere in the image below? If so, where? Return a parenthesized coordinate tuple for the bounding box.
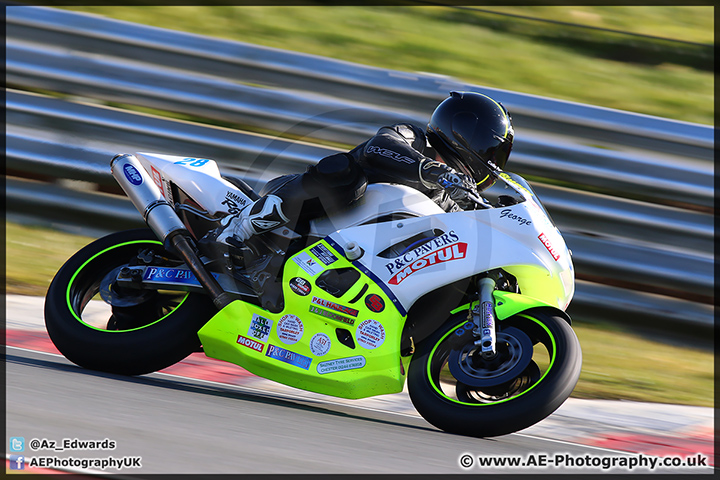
(174, 158, 209, 167)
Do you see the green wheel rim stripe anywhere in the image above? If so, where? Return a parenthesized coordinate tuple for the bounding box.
(426, 314, 556, 406)
(66, 239, 189, 333)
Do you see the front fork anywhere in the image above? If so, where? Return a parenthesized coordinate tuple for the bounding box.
(472, 275, 498, 359)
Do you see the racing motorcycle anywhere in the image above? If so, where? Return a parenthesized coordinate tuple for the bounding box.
(45, 152, 581, 437)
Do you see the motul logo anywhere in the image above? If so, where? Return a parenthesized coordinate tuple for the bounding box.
(538, 233, 560, 261)
(237, 334, 264, 352)
(389, 243, 467, 285)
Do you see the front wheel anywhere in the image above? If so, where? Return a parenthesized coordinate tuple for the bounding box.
(45, 229, 216, 375)
(407, 309, 582, 437)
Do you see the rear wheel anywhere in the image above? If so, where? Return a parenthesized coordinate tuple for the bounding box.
(45, 229, 215, 375)
(408, 309, 581, 437)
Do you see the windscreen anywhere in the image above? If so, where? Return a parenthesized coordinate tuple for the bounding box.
(484, 171, 557, 227)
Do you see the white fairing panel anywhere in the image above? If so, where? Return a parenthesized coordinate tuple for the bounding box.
(309, 183, 445, 236)
(135, 152, 253, 215)
(327, 194, 574, 312)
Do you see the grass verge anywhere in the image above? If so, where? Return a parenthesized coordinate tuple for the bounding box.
(57, 5, 713, 125)
(6, 220, 712, 407)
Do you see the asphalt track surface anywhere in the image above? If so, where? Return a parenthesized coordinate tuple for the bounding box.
(6, 346, 712, 475)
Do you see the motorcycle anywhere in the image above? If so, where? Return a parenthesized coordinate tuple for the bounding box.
(44, 151, 581, 437)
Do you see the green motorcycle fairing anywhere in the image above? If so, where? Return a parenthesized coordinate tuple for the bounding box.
(451, 290, 571, 323)
(198, 240, 411, 399)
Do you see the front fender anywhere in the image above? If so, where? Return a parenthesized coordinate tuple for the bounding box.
(451, 290, 572, 325)
(494, 291, 572, 325)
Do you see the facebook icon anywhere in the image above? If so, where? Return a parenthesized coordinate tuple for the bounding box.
(9, 455, 25, 470)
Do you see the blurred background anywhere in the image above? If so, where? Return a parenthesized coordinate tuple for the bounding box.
(5, 4, 713, 409)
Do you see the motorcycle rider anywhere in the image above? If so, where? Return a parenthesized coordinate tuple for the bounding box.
(213, 91, 515, 248)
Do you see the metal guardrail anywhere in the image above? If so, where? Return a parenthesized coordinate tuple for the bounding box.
(7, 7, 714, 155)
(6, 6, 714, 334)
(6, 9, 714, 212)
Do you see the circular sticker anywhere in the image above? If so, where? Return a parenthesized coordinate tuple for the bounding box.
(356, 319, 386, 350)
(289, 277, 312, 296)
(365, 294, 385, 313)
(277, 314, 304, 344)
(309, 333, 332, 357)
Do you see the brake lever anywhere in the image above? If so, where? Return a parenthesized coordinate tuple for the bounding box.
(450, 184, 492, 209)
(467, 191, 492, 209)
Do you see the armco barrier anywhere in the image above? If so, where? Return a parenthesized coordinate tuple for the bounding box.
(5, 6, 714, 335)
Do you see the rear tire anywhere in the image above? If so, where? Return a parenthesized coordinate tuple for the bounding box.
(408, 309, 582, 437)
(45, 229, 215, 375)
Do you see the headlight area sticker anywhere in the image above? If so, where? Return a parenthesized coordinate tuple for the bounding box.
(277, 314, 304, 345)
(317, 356, 366, 374)
(309, 333, 332, 357)
(356, 319, 385, 349)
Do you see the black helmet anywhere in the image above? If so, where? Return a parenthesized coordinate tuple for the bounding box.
(426, 91, 514, 191)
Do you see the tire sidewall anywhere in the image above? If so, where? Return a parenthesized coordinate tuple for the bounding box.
(45, 229, 215, 375)
(408, 309, 582, 437)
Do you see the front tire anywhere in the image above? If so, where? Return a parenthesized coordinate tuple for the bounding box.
(408, 309, 581, 437)
(45, 229, 215, 375)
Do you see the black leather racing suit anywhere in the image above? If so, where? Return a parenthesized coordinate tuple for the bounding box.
(348, 123, 462, 213)
(254, 123, 462, 237)
(212, 123, 472, 311)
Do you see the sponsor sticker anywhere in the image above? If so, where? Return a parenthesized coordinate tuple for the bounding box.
(266, 344, 312, 370)
(237, 334, 264, 353)
(150, 166, 164, 195)
(365, 294, 385, 313)
(499, 172, 534, 198)
(222, 191, 248, 215)
(163, 178, 174, 203)
(356, 319, 386, 350)
(144, 266, 199, 285)
(311, 296, 358, 317)
(388, 242, 468, 285)
(309, 333, 332, 357)
(309, 305, 355, 326)
(538, 233, 560, 261)
(385, 231, 459, 275)
(248, 314, 273, 342)
(123, 164, 143, 186)
(289, 277, 312, 296)
(293, 252, 324, 277)
(310, 244, 338, 266)
(317, 356, 366, 375)
(277, 314, 304, 344)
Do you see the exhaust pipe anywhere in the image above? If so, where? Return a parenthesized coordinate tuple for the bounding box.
(111, 154, 232, 309)
(111, 154, 186, 242)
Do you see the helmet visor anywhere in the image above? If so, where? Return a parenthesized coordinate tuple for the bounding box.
(491, 136, 513, 170)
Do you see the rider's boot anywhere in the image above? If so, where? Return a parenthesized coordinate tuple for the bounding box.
(201, 195, 289, 312)
(215, 194, 290, 247)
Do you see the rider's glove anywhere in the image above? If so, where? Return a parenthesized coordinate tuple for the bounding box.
(420, 160, 478, 208)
